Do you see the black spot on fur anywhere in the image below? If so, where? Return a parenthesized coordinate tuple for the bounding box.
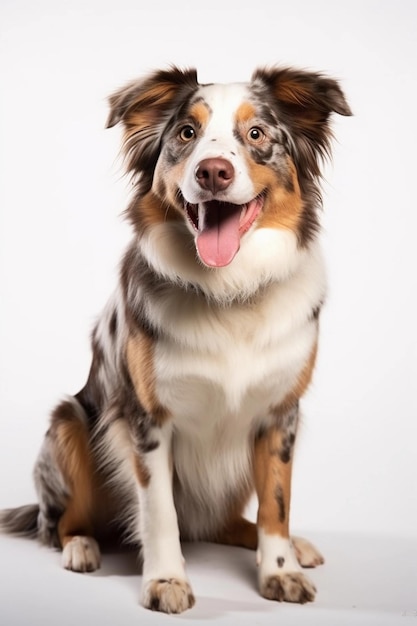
(254, 423, 268, 441)
(277, 557, 285, 568)
(275, 486, 286, 523)
(311, 301, 323, 321)
(131, 412, 160, 454)
(279, 432, 296, 464)
(150, 595, 160, 611)
(109, 309, 118, 337)
(46, 504, 62, 523)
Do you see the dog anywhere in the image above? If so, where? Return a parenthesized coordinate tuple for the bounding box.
(0, 65, 351, 613)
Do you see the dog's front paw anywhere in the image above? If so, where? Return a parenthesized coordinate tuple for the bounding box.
(260, 572, 316, 604)
(62, 536, 101, 572)
(142, 578, 195, 614)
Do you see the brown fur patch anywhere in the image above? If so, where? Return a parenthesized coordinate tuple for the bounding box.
(275, 79, 315, 108)
(250, 158, 303, 234)
(130, 190, 181, 231)
(189, 101, 210, 128)
(134, 454, 151, 488)
(122, 82, 187, 130)
(236, 101, 256, 124)
(125, 111, 158, 136)
(156, 161, 189, 210)
(214, 516, 257, 550)
(53, 417, 95, 545)
(126, 331, 169, 424)
(254, 341, 318, 536)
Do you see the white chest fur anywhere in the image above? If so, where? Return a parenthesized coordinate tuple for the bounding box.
(153, 237, 325, 419)
(155, 319, 316, 422)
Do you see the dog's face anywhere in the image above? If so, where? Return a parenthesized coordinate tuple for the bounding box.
(107, 67, 351, 268)
(154, 82, 293, 268)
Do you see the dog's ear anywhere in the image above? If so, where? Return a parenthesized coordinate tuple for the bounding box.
(106, 66, 198, 129)
(106, 67, 199, 189)
(252, 66, 352, 121)
(252, 66, 352, 179)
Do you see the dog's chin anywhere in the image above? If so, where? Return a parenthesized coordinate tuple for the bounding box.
(183, 194, 265, 268)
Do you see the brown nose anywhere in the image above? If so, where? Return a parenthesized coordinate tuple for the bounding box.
(195, 158, 235, 194)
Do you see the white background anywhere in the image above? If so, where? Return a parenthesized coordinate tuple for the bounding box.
(1, 1, 416, 624)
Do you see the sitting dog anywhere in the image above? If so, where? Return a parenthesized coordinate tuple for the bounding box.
(0, 65, 351, 613)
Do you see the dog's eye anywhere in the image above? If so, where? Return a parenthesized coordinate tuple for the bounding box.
(247, 127, 265, 143)
(179, 125, 196, 142)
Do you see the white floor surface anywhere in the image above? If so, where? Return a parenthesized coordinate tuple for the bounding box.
(0, 531, 415, 626)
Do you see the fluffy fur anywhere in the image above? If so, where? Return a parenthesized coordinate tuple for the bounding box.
(0, 65, 351, 613)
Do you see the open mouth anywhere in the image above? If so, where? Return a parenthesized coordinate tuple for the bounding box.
(184, 194, 265, 268)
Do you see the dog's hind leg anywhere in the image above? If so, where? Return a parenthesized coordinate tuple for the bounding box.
(214, 516, 258, 550)
(292, 536, 325, 568)
(35, 397, 101, 572)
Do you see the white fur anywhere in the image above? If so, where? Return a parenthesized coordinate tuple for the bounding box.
(137, 424, 187, 585)
(138, 221, 311, 303)
(62, 536, 101, 572)
(257, 529, 300, 577)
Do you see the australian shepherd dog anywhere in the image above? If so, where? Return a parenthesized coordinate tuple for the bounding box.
(0, 65, 351, 613)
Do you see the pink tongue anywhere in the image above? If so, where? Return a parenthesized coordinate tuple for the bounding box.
(196, 202, 242, 267)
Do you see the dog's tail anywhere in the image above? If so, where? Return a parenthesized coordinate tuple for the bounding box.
(0, 504, 39, 539)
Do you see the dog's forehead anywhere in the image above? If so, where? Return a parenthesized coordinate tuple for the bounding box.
(193, 82, 252, 129)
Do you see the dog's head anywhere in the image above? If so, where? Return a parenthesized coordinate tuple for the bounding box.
(107, 66, 351, 269)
